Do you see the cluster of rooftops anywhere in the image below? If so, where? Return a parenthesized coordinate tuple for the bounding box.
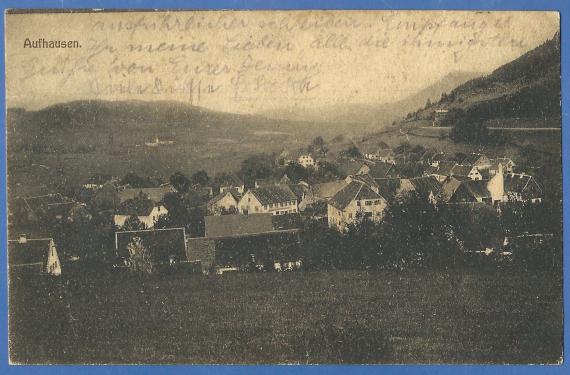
(10, 143, 544, 276)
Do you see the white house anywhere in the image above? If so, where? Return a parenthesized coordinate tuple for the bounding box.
(114, 199, 168, 229)
(8, 235, 62, 276)
(298, 154, 316, 168)
(238, 185, 298, 215)
(327, 181, 388, 232)
(207, 190, 240, 215)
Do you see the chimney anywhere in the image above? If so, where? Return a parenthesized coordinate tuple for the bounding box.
(18, 234, 27, 244)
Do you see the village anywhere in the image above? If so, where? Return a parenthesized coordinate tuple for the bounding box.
(8, 133, 554, 278)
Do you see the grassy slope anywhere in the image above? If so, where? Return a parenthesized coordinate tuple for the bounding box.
(9, 269, 562, 364)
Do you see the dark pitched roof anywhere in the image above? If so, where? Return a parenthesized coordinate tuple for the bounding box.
(115, 228, 187, 263)
(250, 185, 297, 205)
(368, 163, 394, 178)
(8, 238, 52, 268)
(348, 174, 379, 191)
(375, 178, 404, 201)
(116, 198, 158, 216)
(504, 174, 542, 195)
(287, 183, 309, 201)
(441, 177, 464, 202)
(205, 214, 274, 238)
(311, 180, 348, 200)
(393, 162, 426, 178)
(336, 159, 368, 176)
(329, 181, 382, 210)
(436, 161, 457, 176)
(452, 165, 476, 177)
(461, 153, 487, 166)
(118, 186, 175, 203)
(462, 180, 491, 199)
(408, 176, 442, 197)
(420, 150, 438, 162)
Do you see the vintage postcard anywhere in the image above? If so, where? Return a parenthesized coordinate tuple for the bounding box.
(5, 10, 562, 364)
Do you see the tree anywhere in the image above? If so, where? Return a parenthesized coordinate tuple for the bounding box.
(308, 136, 328, 155)
(123, 215, 145, 231)
(341, 146, 362, 158)
(450, 119, 489, 144)
(425, 98, 432, 108)
(240, 154, 276, 187)
(190, 170, 210, 187)
(126, 237, 154, 274)
(284, 162, 309, 183)
(170, 171, 190, 193)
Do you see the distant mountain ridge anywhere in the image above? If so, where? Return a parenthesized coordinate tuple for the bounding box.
(261, 71, 482, 125)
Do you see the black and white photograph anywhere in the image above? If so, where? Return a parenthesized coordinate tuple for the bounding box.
(5, 9, 563, 364)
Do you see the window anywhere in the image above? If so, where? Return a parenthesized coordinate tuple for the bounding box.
(365, 201, 372, 206)
(374, 200, 380, 205)
(248, 198, 251, 202)
(356, 201, 361, 206)
(255, 206, 259, 212)
(348, 213, 352, 219)
(364, 212, 372, 218)
(293, 209, 297, 213)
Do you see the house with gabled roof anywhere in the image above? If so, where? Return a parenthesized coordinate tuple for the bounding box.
(427, 161, 457, 182)
(114, 197, 168, 228)
(238, 185, 298, 215)
(327, 181, 388, 231)
(461, 153, 492, 170)
(490, 158, 516, 174)
(504, 173, 543, 203)
(186, 214, 302, 273)
(447, 180, 493, 204)
(8, 235, 61, 276)
(451, 164, 482, 180)
(445, 166, 504, 205)
(207, 190, 240, 215)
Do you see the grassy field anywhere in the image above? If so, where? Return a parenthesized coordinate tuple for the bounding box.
(9, 269, 562, 364)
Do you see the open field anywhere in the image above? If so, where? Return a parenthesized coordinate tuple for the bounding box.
(9, 269, 562, 364)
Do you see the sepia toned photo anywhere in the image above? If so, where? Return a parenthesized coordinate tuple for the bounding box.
(5, 9, 562, 364)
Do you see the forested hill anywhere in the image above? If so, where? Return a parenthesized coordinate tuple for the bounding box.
(406, 31, 561, 127)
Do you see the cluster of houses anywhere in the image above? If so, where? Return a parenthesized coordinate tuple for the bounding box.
(9, 141, 546, 277)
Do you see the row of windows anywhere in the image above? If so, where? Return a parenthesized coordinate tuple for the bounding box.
(356, 200, 381, 206)
(264, 201, 296, 209)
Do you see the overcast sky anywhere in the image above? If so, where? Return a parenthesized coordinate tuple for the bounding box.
(6, 10, 559, 114)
